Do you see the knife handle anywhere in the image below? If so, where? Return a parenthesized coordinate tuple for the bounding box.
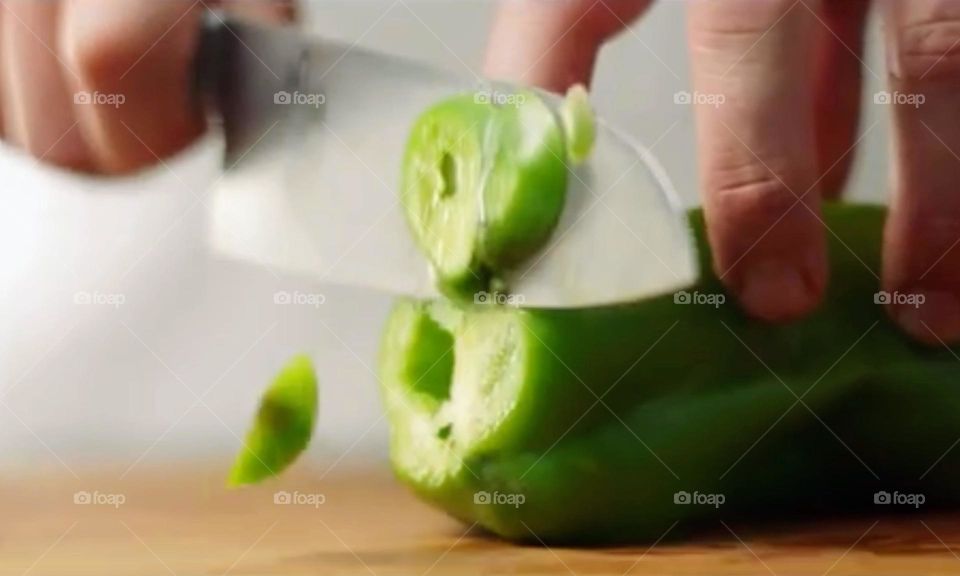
(194, 10, 226, 115)
(193, 10, 306, 164)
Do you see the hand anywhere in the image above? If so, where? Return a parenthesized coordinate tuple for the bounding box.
(0, 0, 294, 174)
(485, 0, 960, 345)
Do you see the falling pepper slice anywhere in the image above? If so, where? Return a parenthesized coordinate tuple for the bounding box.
(228, 355, 318, 487)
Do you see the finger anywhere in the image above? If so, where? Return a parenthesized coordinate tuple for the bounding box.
(813, 0, 870, 199)
(882, 0, 960, 344)
(223, 0, 297, 24)
(1, 0, 94, 170)
(60, 0, 207, 173)
(484, 0, 651, 92)
(688, 0, 826, 322)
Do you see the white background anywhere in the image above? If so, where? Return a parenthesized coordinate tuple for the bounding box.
(0, 1, 889, 473)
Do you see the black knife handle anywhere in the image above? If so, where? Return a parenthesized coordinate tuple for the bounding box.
(193, 10, 305, 164)
(194, 10, 228, 119)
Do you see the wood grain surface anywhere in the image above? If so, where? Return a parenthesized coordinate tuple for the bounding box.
(4, 463, 960, 575)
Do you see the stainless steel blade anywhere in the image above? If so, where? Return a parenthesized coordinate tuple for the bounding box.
(204, 16, 698, 307)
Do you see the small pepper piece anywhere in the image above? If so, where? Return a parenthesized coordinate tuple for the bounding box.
(228, 355, 318, 487)
(560, 84, 596, 164)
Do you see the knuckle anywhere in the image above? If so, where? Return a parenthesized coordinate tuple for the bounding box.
(689, 0, 801, 72)
(61, 15, 195, 90)
(892, 9, 960, 80)
(707, 162, 801, 225)
(62, 28, 138, 89)
(691, 0, 798, 42)
(905, 205, 960, 260)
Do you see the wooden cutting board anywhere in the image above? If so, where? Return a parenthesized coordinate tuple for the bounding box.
(4, 463, 960, 575)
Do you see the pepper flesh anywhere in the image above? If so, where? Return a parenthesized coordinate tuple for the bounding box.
(560, 84, 595, 164)
(229, 355, 318, 487)
(380, 204, 960, 543)
(401, 91, 567, 299)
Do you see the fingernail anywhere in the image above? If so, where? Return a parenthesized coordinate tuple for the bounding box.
(892, 289, 960, 345)
(738, 259, 822, 322)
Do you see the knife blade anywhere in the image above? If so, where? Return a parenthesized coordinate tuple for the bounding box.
(201, 14, 698, 308)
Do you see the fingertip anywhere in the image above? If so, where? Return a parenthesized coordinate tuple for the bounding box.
(889, 289, 960, 346)
(703, 175, 828, 324)
(728, 249, 827, 323)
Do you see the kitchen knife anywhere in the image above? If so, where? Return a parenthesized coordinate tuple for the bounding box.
(200, 13, 698, 308)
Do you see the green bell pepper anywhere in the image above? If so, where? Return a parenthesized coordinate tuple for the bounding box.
(380, 204, 960, 544)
